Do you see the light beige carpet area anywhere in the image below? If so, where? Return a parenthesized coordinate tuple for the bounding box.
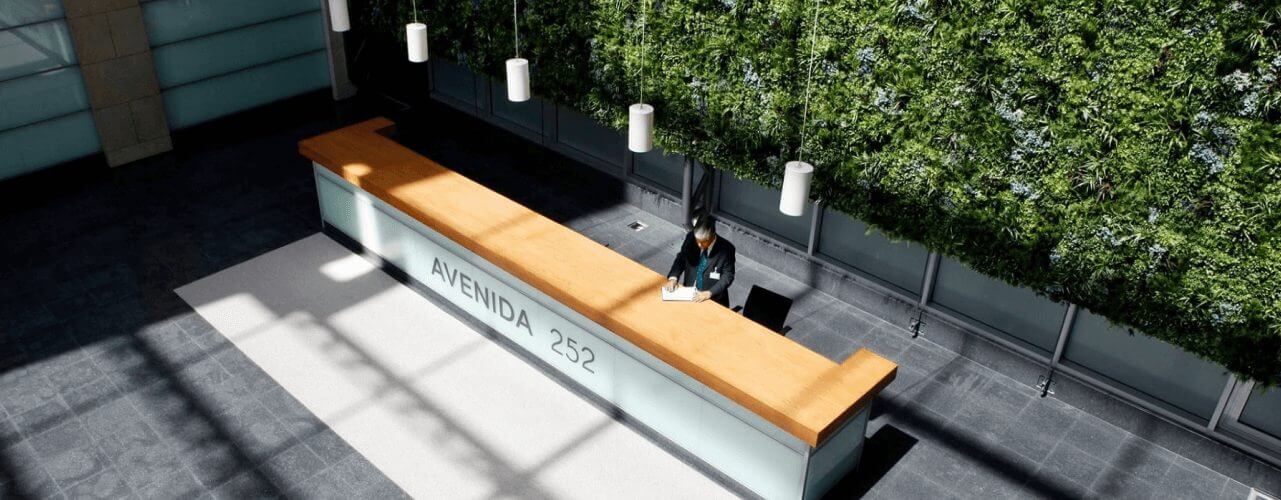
(175, 233, 734, 499)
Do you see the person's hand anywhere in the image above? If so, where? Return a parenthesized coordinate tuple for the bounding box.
(693, 291, 711, 303)
(664, 278, 678, 292)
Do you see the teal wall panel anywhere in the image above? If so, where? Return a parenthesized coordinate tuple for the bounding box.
(142, 0, 319, 46)
(0, 0, 63, 29)
(152, 11, 325, 89)
(0, 111, 100, 180)
(718, 174, 810, 247)
(161, 51, 328, 129)
(0, 20, 75, 81)
(1063, 310, 1229, 420)
(0, 67, 90, 131)
(817, 211, 929, 296)
(932, 257, 1067, 354)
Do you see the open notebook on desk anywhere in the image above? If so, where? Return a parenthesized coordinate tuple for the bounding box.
(661, 286, 697, 302)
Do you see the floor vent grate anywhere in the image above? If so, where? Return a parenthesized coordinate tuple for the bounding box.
(627, 221, 648, 231)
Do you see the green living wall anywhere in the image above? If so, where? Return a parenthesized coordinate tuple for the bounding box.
(355, 0, 1281, 383)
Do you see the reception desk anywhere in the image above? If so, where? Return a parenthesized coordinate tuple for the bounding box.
(300, 118, 896, 499)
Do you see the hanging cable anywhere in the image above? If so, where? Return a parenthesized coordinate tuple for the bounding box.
(797, 0, 822, 163)
(513, 0, 520, 57)
(412, 0, 418, 23)
(639, 0, 648, 104)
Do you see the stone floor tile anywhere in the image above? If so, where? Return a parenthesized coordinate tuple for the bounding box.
(28, 419, 111, 490)
(301, 428, 355, 466)
(62, 466, 133, 499)
(1110, 437, 1177, 483)
(259, 442, 324, 488)
(1090, 467, 1157, 500)
(1063, 415, 1128, 463)
(136, 467, 203, 500)
(1038, 441, 1108, 490)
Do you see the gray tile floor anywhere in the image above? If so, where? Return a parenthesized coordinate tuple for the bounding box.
(389, 103, 1280, 499)
(0, 96, 406, 499)
(2, 90, 1278, 499)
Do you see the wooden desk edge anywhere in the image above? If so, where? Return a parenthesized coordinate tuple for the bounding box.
(299, 118, 898, 447)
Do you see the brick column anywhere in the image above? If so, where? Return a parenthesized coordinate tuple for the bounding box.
(64, 0, 172, 167)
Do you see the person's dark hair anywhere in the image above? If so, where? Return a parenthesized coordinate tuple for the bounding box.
(693, 214, 717, 240)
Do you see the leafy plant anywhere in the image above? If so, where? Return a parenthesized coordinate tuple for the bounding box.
(354, 0, 1281, 384)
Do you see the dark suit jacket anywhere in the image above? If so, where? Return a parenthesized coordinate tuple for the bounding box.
(667, 232, 735, 306)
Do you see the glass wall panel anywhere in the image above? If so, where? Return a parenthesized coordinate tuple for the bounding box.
(0, 0, 63, 29)
(152, 12, 324, 89)
(142, 0, 319, 46)
(0, 20, 75, 81)
(1239, 385, 1281, 440)
(0, 111, 99, 180)
(1062, 310, 1229, 420)
(490, 81, 541, 133)
(162, 52, 328, 129)
(817, 210, 928, 295)
(931, 257, 1066, 354)
(557, 106, 623, 166)
(634, 147, 702, 195)
(717, 174, 810, 246)
(0, 67, 89, 131)
(431, 59, 476, 105)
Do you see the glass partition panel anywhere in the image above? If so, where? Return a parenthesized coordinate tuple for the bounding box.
(0, 67, 89, 131)
(1062, 310, 1228, 420)
(152, 11, 324, 89)
(431, 59, 476, 105)
(717, 174, 810, 247)
(1239, 385, 1281, 440)
(556, 106, 623, 166)
(931, 257, 1065, 354)
(0, 0, 63, 29)
(0, 111, 99, 180)
(634, 147, 701, 195)
(142, 0, 319, 46)
(817, 210, 928, 295)
(0, 20, 75, 81)
(162, 51, 328, 129)
(490, 81, 541, 133)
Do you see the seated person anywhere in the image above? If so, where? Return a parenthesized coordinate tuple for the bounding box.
(664, 215, 735, 305)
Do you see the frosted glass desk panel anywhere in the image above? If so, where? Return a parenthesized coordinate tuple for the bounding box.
(315, 169, 810, 499)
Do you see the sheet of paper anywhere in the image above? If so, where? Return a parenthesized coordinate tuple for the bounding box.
(661, 286, 697, 302)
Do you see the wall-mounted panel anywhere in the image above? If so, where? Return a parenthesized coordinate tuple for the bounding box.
(161, 51, 328, 129)
(817, 211, 928, 296)
(152, 11, 324, 89)
(1239, 386, 1281, 441)
(557, 106, 623, 167)
(0, 20, 75, 81)
(489, 81, 541, 133)
(0, 66, 89, 131)
(0, 111, 99, 180)
(634, 147, 700, 195)
(931, 257, 1065, 354)
(431, 59, 476, 106)
(718, 174, 810, 247)
(0, 0, 64, 29)
(142, 0, 319, 46)
(1062, 310, 1229, 420)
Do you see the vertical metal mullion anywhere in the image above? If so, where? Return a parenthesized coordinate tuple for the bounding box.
(1208, 375, 1239, 431)
(681, 158, 694, 229)
(806, 200, 823, 256)
(918, 252, 941, 306)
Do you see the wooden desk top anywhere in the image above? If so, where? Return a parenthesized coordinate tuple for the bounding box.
(300, 118, 896, 446)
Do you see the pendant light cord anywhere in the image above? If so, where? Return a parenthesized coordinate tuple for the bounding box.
(639, 0, 649, 104)
(798, 0, 821, 163)
(412, 0, 418, 23)
(513, 0, 520, 57)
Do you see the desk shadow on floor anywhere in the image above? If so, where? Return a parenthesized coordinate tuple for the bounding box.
(824, 425, 918, 499)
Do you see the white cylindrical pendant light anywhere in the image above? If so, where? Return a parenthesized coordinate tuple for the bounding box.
(327, 0, 350, 32)
(506, 58, 530, 102)
(779, 160, 814, 216)
(406, 23, 428, 62)
(628, 103, 654, 153)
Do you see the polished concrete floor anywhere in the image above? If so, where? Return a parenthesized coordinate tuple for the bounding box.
(1, 91, 1278, 499)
